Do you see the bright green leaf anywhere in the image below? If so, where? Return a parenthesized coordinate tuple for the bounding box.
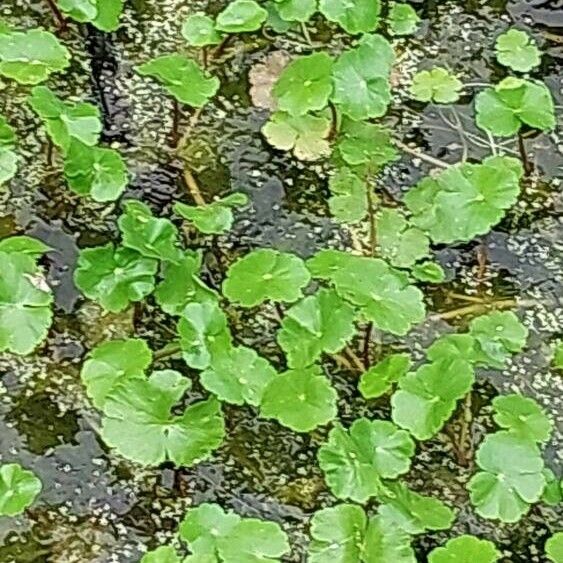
(319, 0, 381, 34)
(428, 535, 501, 563)
(318, 418, 415, 502)
(56, 0, 124, 31)
(554, 342, 563, 369)
(215, 0, 268, 33)
(495, 28, 541, 73)
(182, 14, 222, 46)
(404, 155, 523, 244)
(137, 55, 219, 107)
(101, 370, 225, 466)
(337, 120, 398, 167)
(475, 77, 555, 136)
(0, 464, 42, 516)
(387, 3, 420, 36)
(261, 365, 337, 432)
(28, 86, 102, 153)
(0, 115, 16, 148)
(223, 248, 311, 307)
(141, 545, 181, 563)
(426, 333, 479, 365)
(0, 236, 50, 257)
(542, 468, 563, 506)
(0, 28, 71, 84)
(468, 431, 546, 522)
(81, 338, 152, 409)
(274, 0, 316, 22)
(74, 243, 158, 312)
(328, 167, 369, 223)
(63, 141, 128, 202)
(332, 34, 394, 120)
(273, 52, 333, 116)
(391, 358, 474, 440)
(359, 353, 411, 399)
(410, 67, 463, 104)
(411, 261, 445, 283)
(277, 288, 357, 368)
(546, 532, 563, 563)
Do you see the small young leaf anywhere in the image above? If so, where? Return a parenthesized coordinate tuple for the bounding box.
(0, 28, 71, 84)
(492, 394, 552, 443)
(328, 167, 369, 223)
(56, 0, 124, 31)
(177, 301, 233, 370)
(260, 365, 337, 432)
(141, 546, 181, 563)
(0, 236, 51, 257)
(377, 207, 430, 268)
(28, 86, 102, 153)
(391, 358, 474, 440)
(410, 67, 463, 104)
(554, 342, 563, 369)
(546, 532, 563, 563)
(411, 261, 445, 283)
(541, 468, 562, 506)
(0, 251, 53, 355)
(331, 34, 394, 120)
(377, 482, 455, 535)
(0, 149, 17, 185)
(179, 503, 290, 562)
(495, 28, 541, 73)
(307, 251, 425, 336)
(468, 431, 546, 522)
(200, 345, 277, 406)
(337, 120, 398, 167)
(215, 0, 268, 33)
(0, 463, 42, 516)
(264, 1, 294, 33)
(277, 288, 357, 368)
(387, 3, 420, 36)
(274, 0, 316, 22)
(63, 141, 128, 202)
(137, 55, 219, 107)
(101, 370, 225, 466)
(426, 333, 478, 365)
(273, 52, 333, 116)
(428, 535, 501, 563)
(118, 200, 182, 263)
(0, 115, 16, 148)
(81, 338, 152, 409)
(319, 0, 382, 34)
(318, 418, 415, 502)
(262, 111, 331, 161)
(155, 251, 216, 316)
(223, 249, 311, 307)
(359, 352, 411, 399)
(74, 243, 158, 312)
(182, 14, 222, 47)
(404, 155, 523, 244)
(475, 77, 555, 136)
(468, 311, 528, 368)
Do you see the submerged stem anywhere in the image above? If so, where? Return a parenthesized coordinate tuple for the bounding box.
(45, 0, 67, 30)
(433, 298, 538, 321)
(153, 342, 182, 361)
(183, 168, 206, 206)
(395, 140, 450, 169)
(517, 131, 533, 176)
(172, 98, 181, 147)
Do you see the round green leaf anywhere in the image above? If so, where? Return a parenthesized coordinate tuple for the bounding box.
(273, 52, 333, 116)
(411, 261, 445, 283)
(28, 86, 102, 153)
(215, 0, 268, 33)
(475, 77, 556, 136)
(553, 342, 563, 370)
(118, 200, 182, 263)
(274, 0, 316, 22)
(0, 236, 51, 257)
(0, 251, 53, 355)
(332, 34, 394, 120)
(387, 3, 420, 36)
(74, 243, 158, 312)
(359, 353, 411, 399)
(405, 155, 523, 244)
(182, 14, 222, 46)
(495, 29, 541, 73)
(0, 463, 42, 516)
(0, 149, 17, 185)
(81, 338, 152, 409)
(177, 301, 233, 370)
(318, 418, 415, 503)
(410, 67, 463, 104)
(200, 345, 277, 406)
(0, 28, 71, 84)
(328, 167, 369, 223)
(223, 249, 311, 307)
(428, 535, 501, 563)
(137, 55, 219, 107)
(277, 288, 357, 368)
(141, 546, 181, 563)
(319, 0, 381, 34)
(546, 532, 563, 563)
(56, 0, 124, 31)
(468, 431, 546, 522)
(260, 366, 338, 432)
(101, 370, 225, 466)
(0, 115, 16, 148)
(363, 515, 416, 563)
(492, 393, 552, 443)
(63, 141, 128, 202)
(337, 120, 398, 167)
(391, 358, 475, 440)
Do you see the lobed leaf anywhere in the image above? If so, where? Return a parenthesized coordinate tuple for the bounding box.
(56, 0, 124, 31)
(410, 67, 463, 104)
(495, 28, 541, 73)
(359, 352, 411, 399)
(0, 463, 42, 516)
(319, 0, 381, 34)
(215, 0, 268, 33)
(428, 535, 501, 563)
(182, 14, 222, 46)
(387, 3, 420, 36)
(328, 167, 369, 223)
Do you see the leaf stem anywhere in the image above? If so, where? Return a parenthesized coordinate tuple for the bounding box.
(300, 22, 313, 46)
(517, 131, 533, 176)
(46, 137, 54, 167)
(153, 342, 182, 361)
(432, 298, 538, 321)
(344, 346, 366, 372)
(327, 101, 339, 141)
(362, 322, 372, 368)
(447, 292, 487, 303)
(44, 0, 67, 30)
(395, 140, 450, 169)
(172, 98, 181, 147)
(212, 35, 233, 59)
(183, 168, 207, 206)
